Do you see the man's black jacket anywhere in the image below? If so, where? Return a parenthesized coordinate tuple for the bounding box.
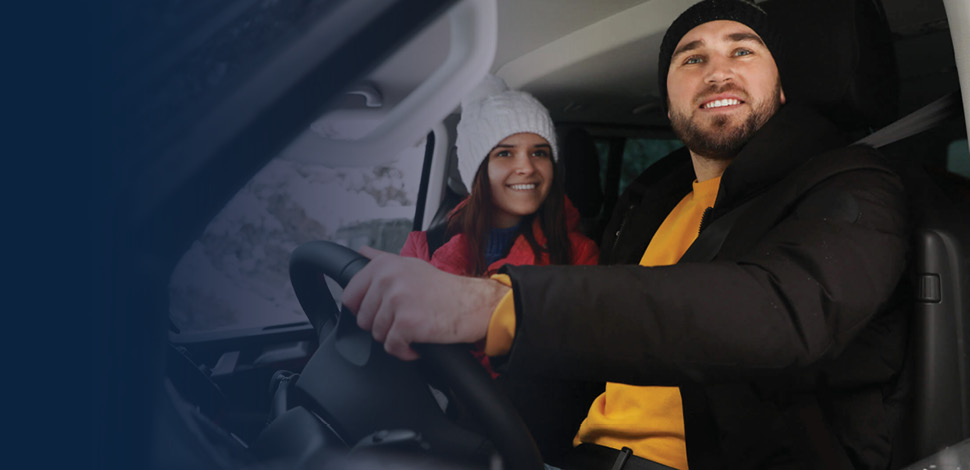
(498, 104, 911, 469)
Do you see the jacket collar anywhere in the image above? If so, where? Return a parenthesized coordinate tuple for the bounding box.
(602, 104, 845, 265)
(714, 103, 846, 211)
(448, 195, 584, 234)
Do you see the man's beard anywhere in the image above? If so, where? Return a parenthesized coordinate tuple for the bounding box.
(669, 82, 783, 161)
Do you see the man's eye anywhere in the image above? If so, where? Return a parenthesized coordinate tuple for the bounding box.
(733, 49, 752, 57)
(684, 56, 703, 65)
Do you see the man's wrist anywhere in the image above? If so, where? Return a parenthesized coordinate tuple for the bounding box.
(484, 275, 515, 356)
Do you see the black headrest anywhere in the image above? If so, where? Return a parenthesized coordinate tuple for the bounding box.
(762, 0, 899, 132)
(560, 127, 604, 218)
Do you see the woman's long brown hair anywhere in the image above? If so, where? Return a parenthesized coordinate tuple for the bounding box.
(446, 156, 571, 276)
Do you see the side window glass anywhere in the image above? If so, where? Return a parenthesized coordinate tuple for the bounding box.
(597, 137, 684, 198)
(618, 138, 683, 194)
(594, 136, 683, 224)
(947, 138, 970, 178)
(167, 138, 427, 335)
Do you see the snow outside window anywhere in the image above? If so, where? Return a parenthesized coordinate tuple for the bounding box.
(168, 138, 427, 334)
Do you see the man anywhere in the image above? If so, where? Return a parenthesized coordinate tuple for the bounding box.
(343, 0, 909, 468)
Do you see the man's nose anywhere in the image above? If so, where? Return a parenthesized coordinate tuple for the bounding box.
(704, 55, 735, 84)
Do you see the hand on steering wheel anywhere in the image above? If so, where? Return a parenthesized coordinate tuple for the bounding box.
(289, 241, 543, 470)
(341, 245, 508, 360)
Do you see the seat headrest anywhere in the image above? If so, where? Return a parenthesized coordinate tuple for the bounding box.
(762, 0, 899, 132)
(560, 127, 604, 218)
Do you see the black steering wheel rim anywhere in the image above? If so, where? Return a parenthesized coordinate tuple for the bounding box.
(289, 240, 544, 470)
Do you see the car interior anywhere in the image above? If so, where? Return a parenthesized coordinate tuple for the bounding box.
(105, 0, 970, 468)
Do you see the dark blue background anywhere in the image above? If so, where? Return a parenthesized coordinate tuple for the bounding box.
(8, 2, 140, 467)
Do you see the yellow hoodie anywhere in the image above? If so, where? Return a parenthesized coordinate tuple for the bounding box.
(487, 176, 721, 470)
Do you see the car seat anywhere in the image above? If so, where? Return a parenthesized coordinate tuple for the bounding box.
(880, 124, 970, 465)
(762, 0, 899, 135)
(560, 127, 605, 241)
(760, 0, 970, 464)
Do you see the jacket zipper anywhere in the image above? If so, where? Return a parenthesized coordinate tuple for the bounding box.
(614, 203, 636, 239)
(698, 207, 713, 236)
(610, 202, 637, 259)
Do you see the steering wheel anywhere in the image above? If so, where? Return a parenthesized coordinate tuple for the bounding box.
(289, 241, 544, 470)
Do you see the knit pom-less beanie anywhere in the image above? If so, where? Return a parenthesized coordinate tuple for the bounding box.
(455, 74, 558, 191)
(657, 0, 782, 111)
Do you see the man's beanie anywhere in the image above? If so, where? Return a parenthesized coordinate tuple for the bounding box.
(456, 74, 558, 191)
(657, 0, 782, 110)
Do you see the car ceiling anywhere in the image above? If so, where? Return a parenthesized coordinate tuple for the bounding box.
(361, 0, 956, 131)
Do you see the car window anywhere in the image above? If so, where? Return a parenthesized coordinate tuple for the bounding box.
(947, 138, 970, 178)
(618, 138, 684, 194)
(168, 137, 427, 335)
(597, 137, 684, 197)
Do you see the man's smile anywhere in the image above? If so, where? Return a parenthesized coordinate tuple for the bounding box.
(698, 93, 745, 110)
(702, 98, 742, 109)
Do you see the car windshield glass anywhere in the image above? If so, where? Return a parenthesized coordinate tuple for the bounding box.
(168, 137, 426, 335)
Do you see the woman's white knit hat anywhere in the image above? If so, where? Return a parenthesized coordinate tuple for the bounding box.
(455, 74, 558, 191)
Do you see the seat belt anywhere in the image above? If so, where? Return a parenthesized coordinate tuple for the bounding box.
(680, 92, 960, 263)
(855, 92, 959, 148)
(679, 197, 762, 262)
(425, 185, 465, 257)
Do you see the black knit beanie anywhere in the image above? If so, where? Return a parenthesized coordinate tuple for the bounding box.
(658, 0, 782, 110)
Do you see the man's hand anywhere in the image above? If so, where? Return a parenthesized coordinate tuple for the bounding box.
(341, 246, 511, 361)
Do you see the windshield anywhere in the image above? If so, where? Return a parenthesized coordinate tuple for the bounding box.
(168, 137, 426, 334)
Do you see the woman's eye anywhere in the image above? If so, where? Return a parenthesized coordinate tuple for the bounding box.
(532, 150, 549, 158)
(494, 150, 511, 157)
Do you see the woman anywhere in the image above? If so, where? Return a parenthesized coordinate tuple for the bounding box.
(402, 74, 597, 280)
(400, 75, 599, 375)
